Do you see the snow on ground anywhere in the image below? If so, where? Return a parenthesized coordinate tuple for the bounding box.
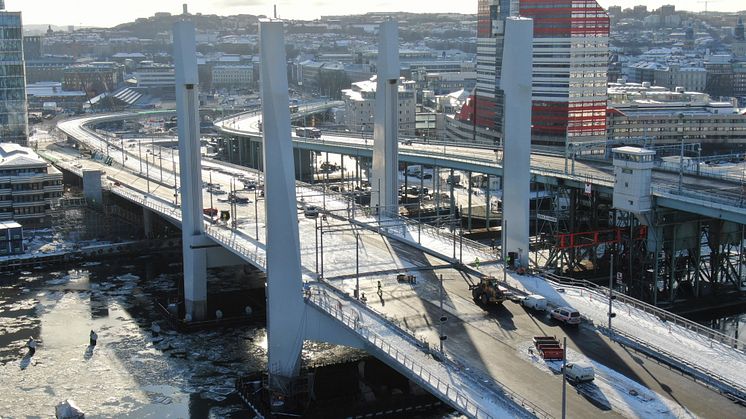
(516, 341, 697, 419)
(307, 181, 746, 394)
(561, 287, 746, 390)
(308, 285, 532, 419)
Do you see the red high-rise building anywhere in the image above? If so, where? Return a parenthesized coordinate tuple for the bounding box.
(454, 0, 609, 147)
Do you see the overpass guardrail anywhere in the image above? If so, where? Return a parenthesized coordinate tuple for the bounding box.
(306, 285, 550, 419)
(541, 271, 745, 352)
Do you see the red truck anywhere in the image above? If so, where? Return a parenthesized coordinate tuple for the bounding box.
(533, 336, 564, 361)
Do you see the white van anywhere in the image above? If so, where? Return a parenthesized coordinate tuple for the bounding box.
(563, 363, 595, 383)
(521, 295, 547, 311)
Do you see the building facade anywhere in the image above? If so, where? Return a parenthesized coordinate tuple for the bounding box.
(341, 76, 416, 136)
(456, 0, 609, 147)
(607, 82, 746, 151)
(0, 6, 28, 146)
(62, 62, 123, 96)
(0, 142, 63, 222)
(211, 64, 253, 89)
(134, 61, 175, 89)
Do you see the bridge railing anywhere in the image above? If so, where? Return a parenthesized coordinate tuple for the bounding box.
(299, 183, 498, 263)
(541, 271, 745, 351)
(307, 287, 550, 419)
(307, 292, 492, 419)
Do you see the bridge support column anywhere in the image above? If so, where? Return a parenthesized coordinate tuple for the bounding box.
(174, 20, 208, 321)
(501, 17, 534, 268)
(371, 20, 399, 216)
(82, 169, 103, 208)
(260, 20, 305, 393)
(143, 208, 154, 239)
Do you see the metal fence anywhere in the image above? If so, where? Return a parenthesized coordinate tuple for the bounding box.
(306, 288, 550, 419)
(541, 271, 745, 352)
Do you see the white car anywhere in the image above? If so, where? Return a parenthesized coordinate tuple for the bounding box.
(563, 363, 594, 383)
(550, 307, 581, 326)
(521, 294, 547, 311)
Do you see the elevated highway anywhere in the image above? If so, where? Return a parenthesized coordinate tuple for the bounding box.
(215, 105, 746, 225)
(47, 110, 746, 418)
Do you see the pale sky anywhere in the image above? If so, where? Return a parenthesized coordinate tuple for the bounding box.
(6, 0, 744, 27)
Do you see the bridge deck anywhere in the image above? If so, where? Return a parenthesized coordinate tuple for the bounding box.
(49, 113, 746, 418)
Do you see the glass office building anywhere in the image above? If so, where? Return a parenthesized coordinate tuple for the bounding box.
(0, 4, 28, 146)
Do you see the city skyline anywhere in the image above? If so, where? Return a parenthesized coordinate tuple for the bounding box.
(6, 0, 745, 28)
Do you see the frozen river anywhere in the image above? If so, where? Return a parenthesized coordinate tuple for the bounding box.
(0, 256, 360, 418)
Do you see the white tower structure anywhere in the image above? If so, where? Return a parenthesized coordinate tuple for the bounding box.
(173, 19, 208, 321)
(259, 20, 304, 391)
(612, 146, 655, 214)
(370, 20, 400, 215)
(501, 17, 533, 268)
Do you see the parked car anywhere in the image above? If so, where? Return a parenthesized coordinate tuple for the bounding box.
(562, 363, 594, 383)
(550, 307, 581, 326)
(521, 294, 547, 311)
(303, 205, 320, 218)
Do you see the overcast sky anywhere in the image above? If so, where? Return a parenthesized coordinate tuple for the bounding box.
(6, 0, 744, 27)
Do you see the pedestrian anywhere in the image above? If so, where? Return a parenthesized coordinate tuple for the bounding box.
(491, 238, 496, 251)
(89, 330, 98, 347)
(360, 292, 367, 304)
(26, 337, 36, 356)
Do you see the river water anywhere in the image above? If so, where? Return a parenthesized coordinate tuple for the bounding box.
(0, 255, 359, 418)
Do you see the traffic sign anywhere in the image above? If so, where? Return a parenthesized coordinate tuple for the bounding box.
(537, 213, 558, 223)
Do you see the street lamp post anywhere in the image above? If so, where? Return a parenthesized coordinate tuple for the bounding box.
(439, 274, 446, 354)
(315, 216, 319, 278)
(172, 149, 178, 206)
(254, 187, 259, 239)
(138, 140, 143, 174)
(355, 232, 360, 299)
(209, 169, 214, 223)
(608, 244, 615, 333)
(146, 150, 151, 193)
(562, 336, 567, 419)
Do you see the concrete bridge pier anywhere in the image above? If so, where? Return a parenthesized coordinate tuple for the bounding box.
(260, 20, 305, 394)
(143, 208, 154, 238)
(500, 17, 533, 268)
(370, 20, 400, 216)
(174, 19, 208, 321)
(82, 169, 103, 208)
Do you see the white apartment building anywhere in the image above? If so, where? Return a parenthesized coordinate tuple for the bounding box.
(607, 82, 746, 149)
(341, 76, 416, 136)
(0, 143, 63, 222)
(212, 64, 253, 88)
(134, 61, 175, 89)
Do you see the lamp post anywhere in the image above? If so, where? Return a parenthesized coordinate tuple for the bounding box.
(254, 186, 259, 239)
(315, 216, 319, 278)
(138, 140, 143, 174)
(146, 150, 151, 193)
(608, 244, 615, 333)
(172, 149, 178, 206)
(562, 336, 567, 419)
(355, 232, 360, 299)
(158, 150, 163, 183)
(439, 274, 446, 354)
(209, 169, 214, 223)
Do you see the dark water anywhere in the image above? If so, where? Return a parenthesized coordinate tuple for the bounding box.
(0, 254, 362, 418)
